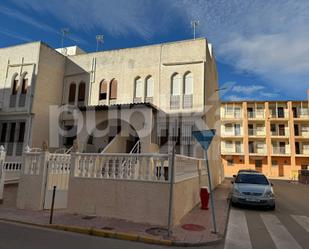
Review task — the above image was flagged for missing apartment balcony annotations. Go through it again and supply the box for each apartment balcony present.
[221,112,243,120]
[249,148,267,156]
[295,131,309,139]
[247,111,265,120]
[248,128,266,137]
[271,128,289,137]
[294,109,309,120]
[295,150,309,157]
[272,146,291,156]
[221,131,243,138]
[270,109,289,119]
[221,147,243,155]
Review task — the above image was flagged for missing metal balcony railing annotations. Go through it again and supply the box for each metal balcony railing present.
[271,128,289,136]
[247,111,265,119]
[248,128,266,136]
[272,146,290,155]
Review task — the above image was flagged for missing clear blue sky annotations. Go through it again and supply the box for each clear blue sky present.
[1,0,308,101]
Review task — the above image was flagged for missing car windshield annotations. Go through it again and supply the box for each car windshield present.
[235,174,269,185]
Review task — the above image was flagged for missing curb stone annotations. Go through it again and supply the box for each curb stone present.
[0,200,231,248]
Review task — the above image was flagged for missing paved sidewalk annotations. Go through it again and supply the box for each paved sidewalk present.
[0,180,231,246]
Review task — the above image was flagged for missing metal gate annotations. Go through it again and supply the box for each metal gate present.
[44,154,70,209]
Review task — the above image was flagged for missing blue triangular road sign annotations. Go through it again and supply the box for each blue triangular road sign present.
[192,129,216,151]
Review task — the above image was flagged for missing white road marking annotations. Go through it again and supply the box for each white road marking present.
[291,215,309,233]
[224,209,252,249]
[261,214,302,249]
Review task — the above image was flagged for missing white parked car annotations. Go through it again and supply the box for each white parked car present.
[231,172,275,210]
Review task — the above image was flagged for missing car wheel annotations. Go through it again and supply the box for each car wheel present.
[269,204,275,211]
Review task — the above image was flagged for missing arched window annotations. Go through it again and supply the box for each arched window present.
[68,83,76,104]
[184,72,193,95]
[21,72,28,94]
[109,79,117,100]
[78,82,86,102]
[171,73,181,96]
[145,76,154,98]
[11,74,19,95]
[134,77,143,99]
[99,80,107,100]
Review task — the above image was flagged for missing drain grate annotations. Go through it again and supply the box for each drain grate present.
[146,227,169,236]
[181,224,206,231]
[82,215,96,220]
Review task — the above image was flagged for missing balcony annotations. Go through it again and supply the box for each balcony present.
[296,150,309,156]
[249,148,267,155]
[271,128,289,137]
[221,128,242,137]
[221,147,243,155]
[183,94,193,109]
[221,112,242,120]
[272,146,291,155]
[294,108,309,119]
[248,128,266,137]
[270,109,289,119]
[247,111,265,119]
[170,95,180,109]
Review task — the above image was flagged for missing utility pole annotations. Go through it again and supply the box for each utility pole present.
[191,20,199,40]
[60,28,70,54]
[96,35,104,52]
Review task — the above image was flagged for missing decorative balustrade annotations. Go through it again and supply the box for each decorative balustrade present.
[72,153,171,182]
[23,152,42,175]
[174,154,205,181]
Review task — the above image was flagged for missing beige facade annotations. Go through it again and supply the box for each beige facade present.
[0,42,65,162]
[0,38,220,165]
[221,92,309,179]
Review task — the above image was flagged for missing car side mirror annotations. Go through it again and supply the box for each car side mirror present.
[233,175,236,178]
[231,181,234,184]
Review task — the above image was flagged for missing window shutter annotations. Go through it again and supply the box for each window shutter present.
[146,77,154,97]
[135,78,143,98]
[78,82,86,102]
[68,83,76,103]
[172,74,181,95]
[184,73,193,95]
[110,79,117,99]
[21,79,28,94]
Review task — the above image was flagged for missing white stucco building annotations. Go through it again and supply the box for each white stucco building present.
[0,38,221,167]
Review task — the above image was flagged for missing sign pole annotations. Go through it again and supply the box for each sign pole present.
[192,129,217,234]
[204,150,217,234]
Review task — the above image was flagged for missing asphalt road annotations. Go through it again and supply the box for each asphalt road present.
[0,220,221,249]
[223,180,309,249]
[0,180,307,249]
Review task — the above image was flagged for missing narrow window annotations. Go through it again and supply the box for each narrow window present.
[184,72,193,95]
[9,123,16,143]
[0,123,7,142]
[21,78,28,94]
[18,122,25,142]
[145,76,154,98]
[171,73,181,96]
[68,83,76,104]
[134,77,143,98]
[12,75,18,95]
[78,82,86,102]
[99,80,107,100]
[110,79,117,100]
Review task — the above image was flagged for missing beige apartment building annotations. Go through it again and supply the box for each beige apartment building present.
[221,92,309,179]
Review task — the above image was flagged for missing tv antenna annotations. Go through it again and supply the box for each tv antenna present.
[96,35,104,52]
[60,28,70,53]
[191,20,199,40]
